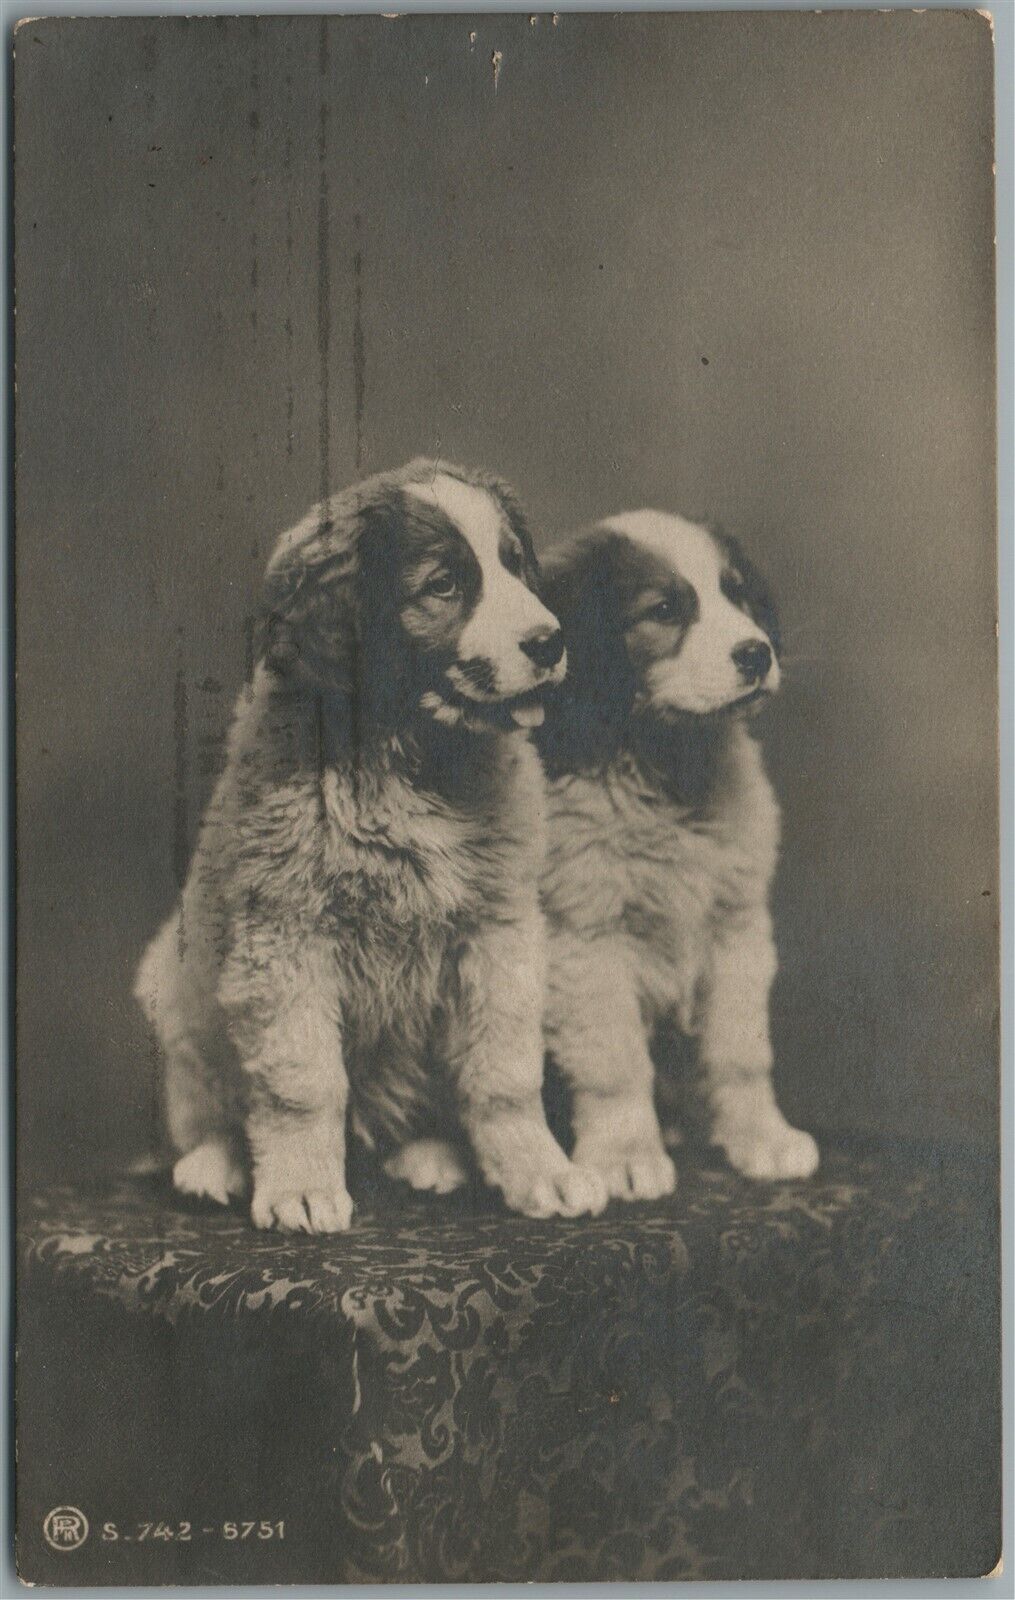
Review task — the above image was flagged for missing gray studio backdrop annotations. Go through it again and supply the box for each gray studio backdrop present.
[15,11,997,1179]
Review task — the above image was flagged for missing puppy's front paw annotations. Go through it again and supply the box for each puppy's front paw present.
[719,1119,820,1181]
[250,1174,354,1233]
[572,1139,677,1202]
[384,1137,469,1194]
[173,1139,246,1205]
[502,1161,608,1220]
[471,1111,608,1218]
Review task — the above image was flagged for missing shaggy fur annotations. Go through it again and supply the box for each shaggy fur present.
[537,511,819,1199]
[135,459,606,1231]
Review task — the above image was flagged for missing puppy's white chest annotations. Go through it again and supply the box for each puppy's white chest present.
[622,824,720,1000]
[546,776,730,1019]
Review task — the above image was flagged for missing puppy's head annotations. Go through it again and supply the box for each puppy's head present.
[262,460,565,733]
[541,510,780,764]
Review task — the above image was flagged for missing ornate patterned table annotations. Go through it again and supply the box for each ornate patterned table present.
[16,1137,999,1585]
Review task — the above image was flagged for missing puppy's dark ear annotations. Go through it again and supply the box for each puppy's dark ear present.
[260,500,363,692]
[716,531,781,655]
[537,532,638,773]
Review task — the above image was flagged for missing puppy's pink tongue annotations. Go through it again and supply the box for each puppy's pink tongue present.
[510,702,545,729]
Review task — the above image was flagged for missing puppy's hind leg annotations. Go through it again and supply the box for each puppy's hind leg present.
[136,920,245,1206]
[384,1137,470,1194]
[173,1139,247,1204]
[161,1045,245,1203]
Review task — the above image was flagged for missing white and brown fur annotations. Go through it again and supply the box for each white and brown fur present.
[135,459,607,1231]
[537,510,819,1199]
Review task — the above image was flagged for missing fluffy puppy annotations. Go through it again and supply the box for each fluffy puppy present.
[135,459,606,1231]
[537,510,819,1199]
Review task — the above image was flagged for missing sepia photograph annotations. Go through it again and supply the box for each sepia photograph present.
[13,9,1001,1585]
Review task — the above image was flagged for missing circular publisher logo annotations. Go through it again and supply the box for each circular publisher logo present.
[43,1506,89,1552]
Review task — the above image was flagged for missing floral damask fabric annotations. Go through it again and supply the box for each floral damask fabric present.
[17,1139,999,1584]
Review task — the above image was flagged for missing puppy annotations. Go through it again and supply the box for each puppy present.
[537,510,819,1199]
[135,459,606,1230]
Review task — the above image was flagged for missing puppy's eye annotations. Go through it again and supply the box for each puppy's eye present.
[641,597,678,624]
[501,543,523,577]
[423,573,460,601]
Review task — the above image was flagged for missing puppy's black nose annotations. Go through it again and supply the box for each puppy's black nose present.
[520,627,565,670]
[732,639,772,684]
